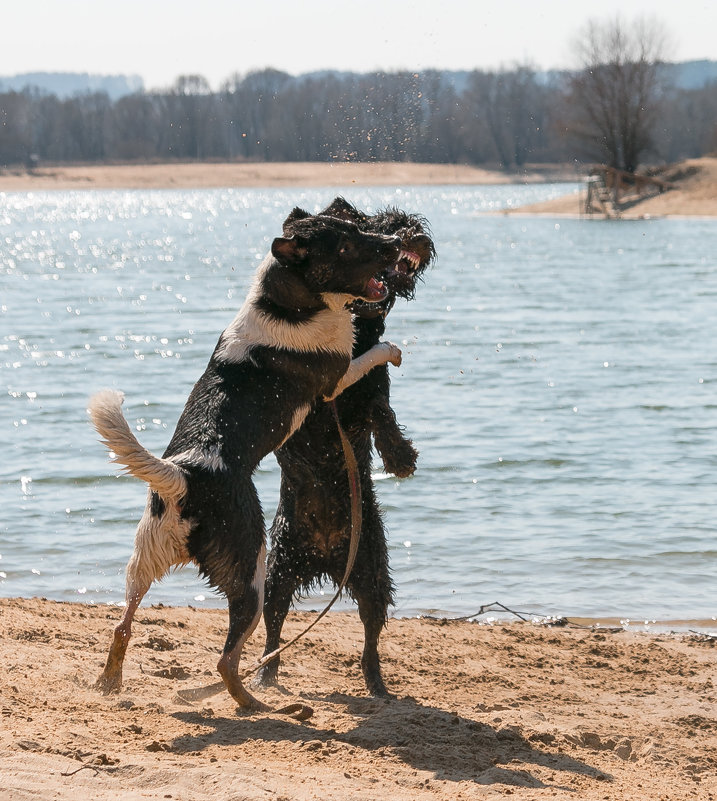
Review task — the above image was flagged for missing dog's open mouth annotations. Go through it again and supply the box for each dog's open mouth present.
[389,249,422,277]
[361,276,389,302]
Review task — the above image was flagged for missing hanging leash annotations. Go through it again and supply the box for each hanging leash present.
[176,399,362,714]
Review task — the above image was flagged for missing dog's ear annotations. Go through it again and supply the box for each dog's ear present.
[271,235,307,266]
[282,207,311,231]
[262,259,323,311]
[319,197,363,223]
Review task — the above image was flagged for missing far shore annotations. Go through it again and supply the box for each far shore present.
[0,160,577,191]
[2,157,716,217]
[506,155,717,218]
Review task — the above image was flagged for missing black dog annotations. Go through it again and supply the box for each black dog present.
[88,209,404,713]
[257,198,434,696]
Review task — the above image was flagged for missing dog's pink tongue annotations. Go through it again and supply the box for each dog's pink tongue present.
[364,277,386,300]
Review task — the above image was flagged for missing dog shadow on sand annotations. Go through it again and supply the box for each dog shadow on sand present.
[170,693,611,790]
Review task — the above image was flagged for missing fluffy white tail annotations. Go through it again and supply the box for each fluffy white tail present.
[88,390,187,502]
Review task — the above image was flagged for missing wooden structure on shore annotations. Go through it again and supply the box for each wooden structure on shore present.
[584,165,670,218]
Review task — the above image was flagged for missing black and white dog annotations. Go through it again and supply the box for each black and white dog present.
[257,198,434,696]
[89,209,403,713]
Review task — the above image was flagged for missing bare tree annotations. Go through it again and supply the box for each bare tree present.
[0,91,32,164]
[166,75,215,159]
[655,79,717,162]
[567,15,670,172]
[7,59,717,169]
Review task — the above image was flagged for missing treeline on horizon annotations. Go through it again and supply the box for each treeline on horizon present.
[1,67,716,169]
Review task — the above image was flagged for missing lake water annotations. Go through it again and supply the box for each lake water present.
[2,182,716,629]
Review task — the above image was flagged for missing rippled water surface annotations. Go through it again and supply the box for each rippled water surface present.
[2,182,716,625]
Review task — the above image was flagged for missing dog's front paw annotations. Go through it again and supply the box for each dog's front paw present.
[380,437,418,478]
[379,341,402,367]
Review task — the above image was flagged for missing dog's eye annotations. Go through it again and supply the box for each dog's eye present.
[339,242,353,255]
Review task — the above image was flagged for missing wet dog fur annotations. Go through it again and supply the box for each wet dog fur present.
[88,209,403,712]
[257,198,435,696]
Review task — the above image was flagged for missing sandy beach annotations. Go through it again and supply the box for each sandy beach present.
[0,161,576,191]
[1,597,715,800]
[2,157,716,217]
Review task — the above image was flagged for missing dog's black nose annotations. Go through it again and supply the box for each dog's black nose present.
[375,233,401,258]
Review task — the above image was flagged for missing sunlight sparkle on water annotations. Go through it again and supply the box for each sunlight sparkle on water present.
[2,186,716,621]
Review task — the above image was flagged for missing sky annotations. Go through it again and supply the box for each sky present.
[4,0,717,91]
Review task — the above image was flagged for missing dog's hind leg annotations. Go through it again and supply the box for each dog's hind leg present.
[95,537,157,693]
[185,482,272,711]
[347,503,395,698]
[95,573,151,694]
[96,501,186,694]
[356,588,391,697]
[216,543,270,711]
[255,537,301,688]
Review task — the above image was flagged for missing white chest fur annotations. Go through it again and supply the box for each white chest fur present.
[214,258,355,364]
